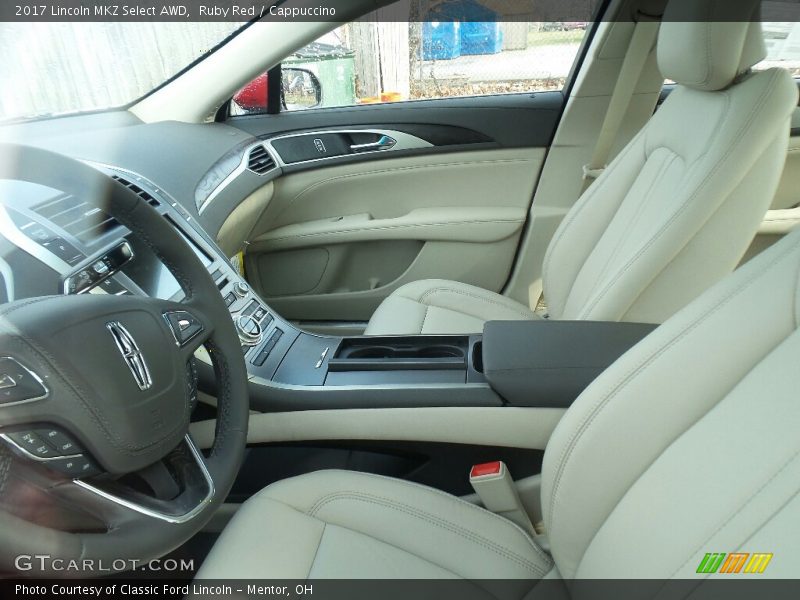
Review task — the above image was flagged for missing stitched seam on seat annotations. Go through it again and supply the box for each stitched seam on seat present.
[573,331,800,575]
[266,469,552,565]
[541,123,650,311]
[307,523,326,578]
[575,69,781,320]
[566,150,679,316]
[256,496,494,585]
[420,304,430,334]
[308,491,549,576]
[794,261,800,329]
[329,524,512,592]
[415,288,535,320]
[346,470,552,564]
[546,233,800,541]
[669,454,800,578]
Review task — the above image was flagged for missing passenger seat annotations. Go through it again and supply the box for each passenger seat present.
[366,13,799,335]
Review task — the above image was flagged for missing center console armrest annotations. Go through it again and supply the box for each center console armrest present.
[482,320,657,408]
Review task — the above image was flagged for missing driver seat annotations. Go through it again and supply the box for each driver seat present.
[198,223,800,582]
[364,10,798,336]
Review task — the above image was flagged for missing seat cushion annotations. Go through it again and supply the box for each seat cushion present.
[196,470,552,584]
[365,279,539,335]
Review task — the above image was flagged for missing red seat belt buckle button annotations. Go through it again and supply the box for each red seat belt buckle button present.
[470,461,503,479]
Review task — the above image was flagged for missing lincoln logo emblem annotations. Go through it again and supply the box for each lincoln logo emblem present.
[313,138,326,154]
[106,322,153,391]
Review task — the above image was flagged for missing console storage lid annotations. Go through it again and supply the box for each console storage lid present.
[481,320,657,408]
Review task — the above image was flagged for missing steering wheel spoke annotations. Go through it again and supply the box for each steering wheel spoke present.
[71,435,215,525]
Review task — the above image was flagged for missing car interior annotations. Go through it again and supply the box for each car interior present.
[0,0,799,585]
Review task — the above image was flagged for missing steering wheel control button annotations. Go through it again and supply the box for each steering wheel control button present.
[163,310,204,346]
[0,357,48,405]
[48,455,100,478]
[37,428,83,455]
[252,328,284,367]
[236,315,263,346]
[7,431,57,458]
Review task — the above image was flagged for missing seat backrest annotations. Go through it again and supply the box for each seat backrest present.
[541,5,798,324]
[540,215,800,580]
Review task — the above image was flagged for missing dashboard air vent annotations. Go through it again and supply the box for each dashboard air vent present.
[111,175,161,207]
[247,145,276,175]
[33,194,119,243]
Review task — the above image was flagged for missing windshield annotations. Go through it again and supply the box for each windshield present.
[0,23,244,122]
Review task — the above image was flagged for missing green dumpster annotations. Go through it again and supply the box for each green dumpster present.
[284,42,356,108]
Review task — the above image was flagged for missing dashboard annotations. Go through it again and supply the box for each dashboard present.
[0,160,283,372]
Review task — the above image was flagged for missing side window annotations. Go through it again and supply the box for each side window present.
[230,21,588,116]
[755,22,800,77]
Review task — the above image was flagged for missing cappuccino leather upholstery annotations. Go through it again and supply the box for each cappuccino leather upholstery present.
[200,200,800,583]
[199,2,800,583]
[366,13,798,335]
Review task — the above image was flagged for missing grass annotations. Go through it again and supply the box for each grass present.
[527,29,586,47]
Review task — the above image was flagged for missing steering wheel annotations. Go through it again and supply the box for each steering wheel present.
[0,144,249,574]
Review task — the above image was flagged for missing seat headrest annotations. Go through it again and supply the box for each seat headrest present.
[657,0,766,91]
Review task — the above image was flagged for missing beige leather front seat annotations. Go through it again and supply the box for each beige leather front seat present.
[365,13,798,336]
[198,219,800,583]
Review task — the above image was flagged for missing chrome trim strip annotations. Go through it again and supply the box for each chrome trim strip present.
[264,128,433,168]
[1,433,82,462]
[0,356,49,407]
[74,436,215,524]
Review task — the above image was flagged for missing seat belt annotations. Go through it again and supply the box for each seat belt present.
[581,19,660,193]
[469,461,537,536]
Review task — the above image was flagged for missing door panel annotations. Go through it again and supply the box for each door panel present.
[241,146,545,321]
[224,91,564,323]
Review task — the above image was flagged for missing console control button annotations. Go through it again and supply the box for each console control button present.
[48,455,100,478]
[224,292,236,307]
[7,431,57,458]
[234,281,250,297]
[251,328,283,367]
[236,315,262,346]
[242,300,258,317]
[0,358,47,405]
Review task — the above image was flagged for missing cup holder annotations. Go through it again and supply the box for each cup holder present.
[346,344,463,360]
[348,347,396,359]
[417,346,463,358]
[331,336,469,371]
